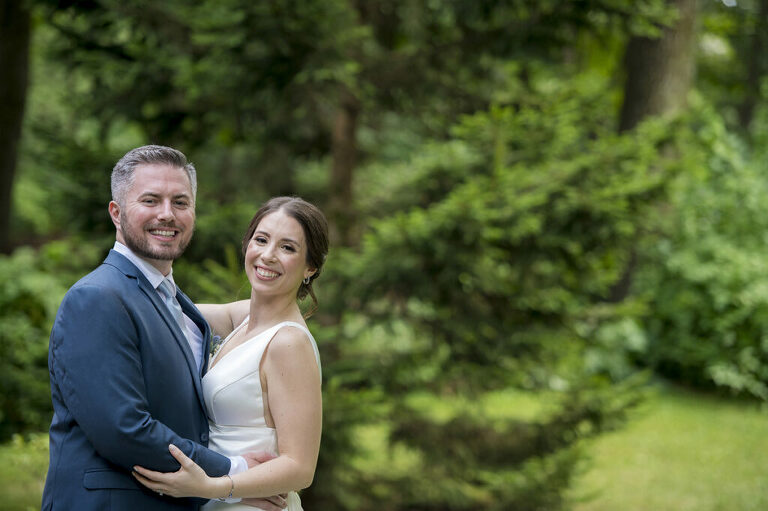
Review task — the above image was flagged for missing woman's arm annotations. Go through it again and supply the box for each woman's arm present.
[243,326,323,491]
[197,300,250,338]
[132,327,322,499]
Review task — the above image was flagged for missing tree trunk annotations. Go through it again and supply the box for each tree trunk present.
[618,0,697,133]
[610,0,697,302]
[737,0,768,132]
[327,87,360,247]
[0,0,31,254]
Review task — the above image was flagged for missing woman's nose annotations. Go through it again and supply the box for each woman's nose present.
[262,244,278,261]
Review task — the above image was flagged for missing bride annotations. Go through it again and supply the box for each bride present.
[133,196,328,510]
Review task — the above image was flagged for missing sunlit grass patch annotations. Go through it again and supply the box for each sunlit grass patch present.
[570,384,768,511]
[0,433,48,511]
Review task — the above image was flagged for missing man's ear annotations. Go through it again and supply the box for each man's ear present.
[108,201,121,230]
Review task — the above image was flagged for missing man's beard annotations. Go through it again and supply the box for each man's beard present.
[120,211,193,261]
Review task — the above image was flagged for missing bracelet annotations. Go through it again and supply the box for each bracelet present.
[217,474,234,501]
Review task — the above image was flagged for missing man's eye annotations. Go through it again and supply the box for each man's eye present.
[142,199,157,204]
[174,201,189,207]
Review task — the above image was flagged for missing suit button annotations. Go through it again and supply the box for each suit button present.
[200,432,208,442]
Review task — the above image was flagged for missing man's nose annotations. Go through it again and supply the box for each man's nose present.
[157,200,175,221]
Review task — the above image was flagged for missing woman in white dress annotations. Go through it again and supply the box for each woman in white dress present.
[133,196,328,510]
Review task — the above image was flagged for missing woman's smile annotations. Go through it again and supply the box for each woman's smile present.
[255,265,281,280]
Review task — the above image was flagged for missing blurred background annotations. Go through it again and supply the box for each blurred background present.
[2,0,768,509]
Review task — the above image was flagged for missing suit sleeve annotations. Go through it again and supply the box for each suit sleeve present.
[49,284,230,476]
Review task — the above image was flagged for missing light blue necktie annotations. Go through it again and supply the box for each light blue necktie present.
[158,278,187,337]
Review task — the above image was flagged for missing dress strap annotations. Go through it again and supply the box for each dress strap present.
[270,321,322,379]
[233,315,249,332]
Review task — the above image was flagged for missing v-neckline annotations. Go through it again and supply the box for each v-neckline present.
[207,318,260,372]
[207,318,305,373]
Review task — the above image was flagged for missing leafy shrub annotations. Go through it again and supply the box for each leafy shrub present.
[305,73,681,509]
[0,239,105,440]
[638,103,768,400]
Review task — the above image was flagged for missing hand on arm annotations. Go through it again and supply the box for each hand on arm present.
[133,447,287,509]
[133,444,231,499]
[132,327,321,500]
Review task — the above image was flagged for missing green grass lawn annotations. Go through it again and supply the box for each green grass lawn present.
[570,385,768,511]
[2,385,766,511]
[0,433,48,511]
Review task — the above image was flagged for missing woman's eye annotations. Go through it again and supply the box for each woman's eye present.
[254,236,267,244]
[282,245,296,252]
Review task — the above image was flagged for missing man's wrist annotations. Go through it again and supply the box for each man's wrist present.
[228,455,247,475]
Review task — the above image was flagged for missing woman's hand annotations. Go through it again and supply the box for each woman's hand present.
[132,444,226,499]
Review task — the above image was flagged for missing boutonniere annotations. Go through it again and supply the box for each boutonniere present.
[209,334,223,358]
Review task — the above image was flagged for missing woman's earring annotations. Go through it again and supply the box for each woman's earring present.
[303,276,311,285]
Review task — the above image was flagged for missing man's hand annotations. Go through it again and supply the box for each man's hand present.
[242,450,277,469]
[239,451,287,509]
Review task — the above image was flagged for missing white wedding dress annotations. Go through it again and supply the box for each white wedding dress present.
[201,318,321,511]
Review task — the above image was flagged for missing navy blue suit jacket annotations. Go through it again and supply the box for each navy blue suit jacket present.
[42,250,230,510]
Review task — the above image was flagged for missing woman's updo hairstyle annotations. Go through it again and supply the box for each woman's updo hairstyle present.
[242,196,329,317]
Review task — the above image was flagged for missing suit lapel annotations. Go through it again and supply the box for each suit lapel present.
[104,251,207,411]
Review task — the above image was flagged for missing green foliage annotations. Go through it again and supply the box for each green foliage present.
[637,102,768,400]
[18,0,679,245]
[12,20,123,239]
[181,200,261,265]
[0,240,105,440]
[313,72,678,509]
[33,0,365,201]
[9,1,767,509]
[0,433,49,511]
[697,0,768,136]
[343,74,679,382]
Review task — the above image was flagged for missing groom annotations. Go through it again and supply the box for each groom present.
[42,146,282,510]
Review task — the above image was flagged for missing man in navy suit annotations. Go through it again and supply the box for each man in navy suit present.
[42,146,281,510]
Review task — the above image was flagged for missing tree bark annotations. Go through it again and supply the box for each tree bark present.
[0,0,31,253]
[611,0,697,303]
[737,0,768,132]
[618,0,697,133]
[327,87,360,247]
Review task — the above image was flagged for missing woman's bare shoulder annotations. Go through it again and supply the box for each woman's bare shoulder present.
[197,300,249,337]
[266,323,316,363]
